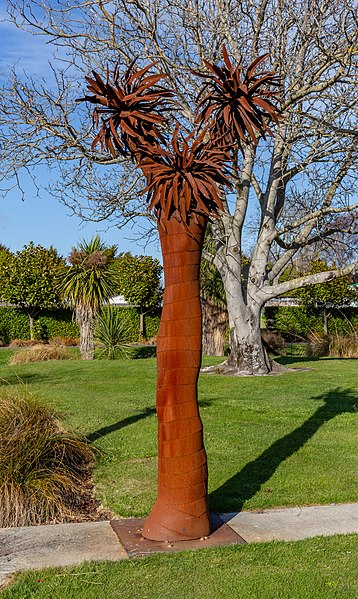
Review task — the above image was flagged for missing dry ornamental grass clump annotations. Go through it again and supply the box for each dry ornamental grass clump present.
[307,331,358,358]
[49,336,80,347]
[10,346,73,365]
[0,388,97,527]
[8,339,47,348]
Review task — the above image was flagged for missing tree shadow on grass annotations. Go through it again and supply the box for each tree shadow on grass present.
[86,407,156,442]
[276,356,355,366]
[209,387,357,512]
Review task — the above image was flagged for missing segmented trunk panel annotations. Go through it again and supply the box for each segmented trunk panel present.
[142,215,210,541]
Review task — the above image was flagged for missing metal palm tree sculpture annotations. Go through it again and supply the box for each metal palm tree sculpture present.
[79,47,281,541]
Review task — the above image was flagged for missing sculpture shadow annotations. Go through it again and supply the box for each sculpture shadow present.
[209,387,357,512]
[87,406,156,442]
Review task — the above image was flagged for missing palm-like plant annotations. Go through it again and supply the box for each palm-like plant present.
[58,235,119,360]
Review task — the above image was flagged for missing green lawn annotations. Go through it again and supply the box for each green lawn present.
[2,535,357,599]
[0,351,357,597]
[1,351,356,516]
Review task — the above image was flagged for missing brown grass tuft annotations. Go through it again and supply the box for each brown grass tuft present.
[329,334,358,358]
[0,387,97,527]
[9,339,47,348]
[10,346,73,365]
[50,336,80,347]
[307,332,358,358]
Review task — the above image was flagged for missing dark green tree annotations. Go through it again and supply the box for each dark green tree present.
[0,242,64,339]
[58,235,119,359]
[116,253,163,339]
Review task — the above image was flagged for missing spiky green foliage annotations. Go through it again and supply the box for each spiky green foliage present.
[58,235,120,359]
[59,235,119,314]
[95,307,132,360]
[0,387,96,527]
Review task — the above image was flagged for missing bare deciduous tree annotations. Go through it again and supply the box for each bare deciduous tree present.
[1,0,357,374]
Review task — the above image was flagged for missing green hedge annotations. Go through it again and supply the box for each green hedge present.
[265,306,358,339]
[0,308,29,344]
[0,306,161,344]
[0,307,79,343]
[106,307,161,342]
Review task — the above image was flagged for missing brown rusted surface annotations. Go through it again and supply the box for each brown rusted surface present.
[139,125,232,222]
[111,514,245,556]
[195,46,282,145]
[77,62,172,158]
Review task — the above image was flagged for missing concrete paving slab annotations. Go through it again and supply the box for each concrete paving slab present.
[225,503,358,543]
[0,521,128,585]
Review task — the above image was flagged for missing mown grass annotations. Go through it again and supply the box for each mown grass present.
[0,351,357,597]
[2,535,357,598]
[0,351,357,517]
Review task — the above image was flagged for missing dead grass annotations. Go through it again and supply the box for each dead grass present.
[49,336,80,347]
[0,387,97,527]
[329,334,358,358]
[307,331,358,358]
[8,339,47,348]
[10,346,74,365]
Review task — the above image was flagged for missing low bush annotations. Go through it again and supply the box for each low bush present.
[0,387,96,527]
[0,307,79,344]
[130,345,157,359]
[10,347,74,365]
[0,306,161,344]
[265,306,358,339]
[49,336,80,347]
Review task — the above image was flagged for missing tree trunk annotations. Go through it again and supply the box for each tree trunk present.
[76,305,95,360]
[201,296,228,356]
[226,302,272,375]
[323,307,329,335]
[203,290,278,376]
[29,314,35,340]
[142,215,210,542]
[139,309,146,340]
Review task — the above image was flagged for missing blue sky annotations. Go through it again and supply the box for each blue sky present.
[0,7,161,259]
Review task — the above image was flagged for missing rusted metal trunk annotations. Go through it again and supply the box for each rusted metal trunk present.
[142,215,210,541]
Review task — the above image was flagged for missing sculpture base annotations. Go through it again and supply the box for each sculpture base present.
[142,500,211,542]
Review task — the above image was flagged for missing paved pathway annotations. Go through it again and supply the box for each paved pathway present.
[1,503,357,587]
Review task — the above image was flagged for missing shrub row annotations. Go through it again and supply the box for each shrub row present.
[265,306,358,339]
[0,306,161,345]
